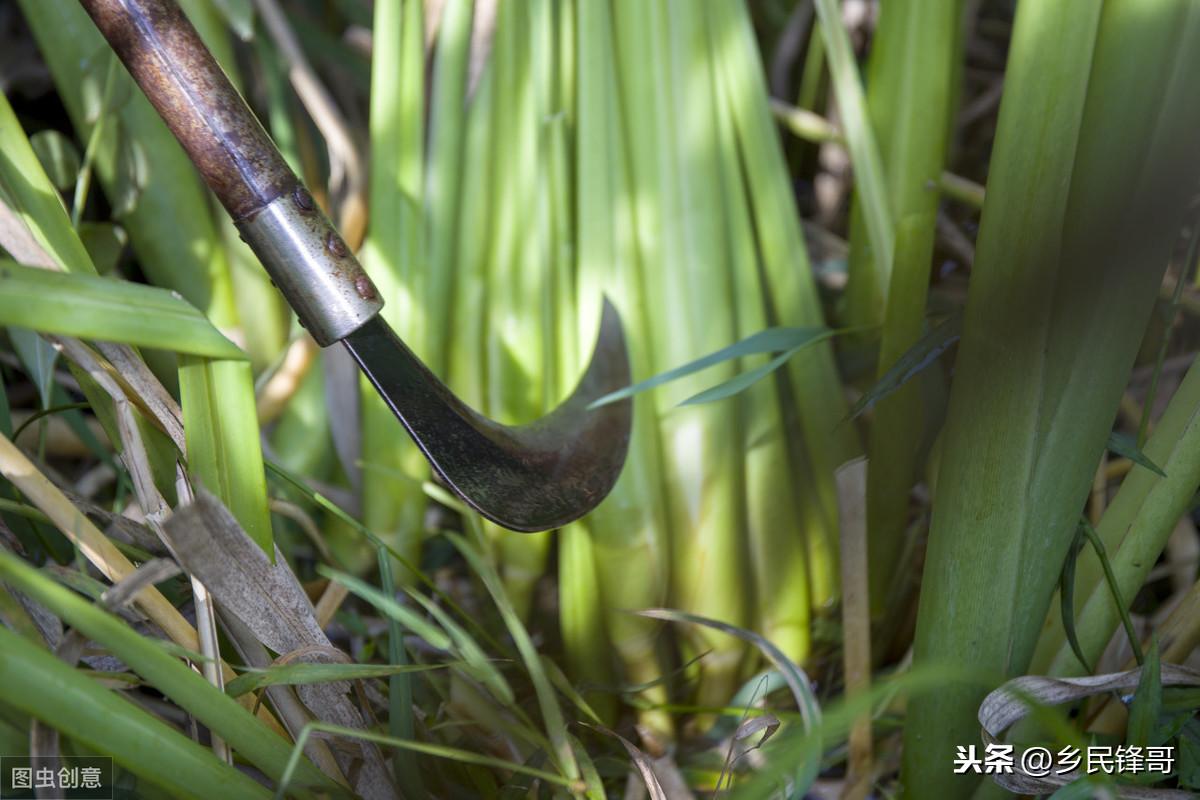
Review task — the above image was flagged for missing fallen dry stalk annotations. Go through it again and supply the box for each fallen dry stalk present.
[165,493,390,797]
[837,458,873,799]
[0,424,285,737]
[0,433,191,642]
[93,342,185,450]
[313,580,350,630]
[979,665,1200,797]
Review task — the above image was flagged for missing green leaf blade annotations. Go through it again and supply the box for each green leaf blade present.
[0,261,244,360]
[1106,431,1167,478]
[590,326,830,408]
[848,310,962,421]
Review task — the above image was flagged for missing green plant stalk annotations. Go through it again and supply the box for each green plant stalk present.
[669,0,748,700]
[1034,358,1200,678]
[612,0,748,706]
[0,550,337,795]
[572,0,669,736]
[436,107,494,686]
[784,19,827,180]
[360,0,428,578]
[556,0,614,719]
[812,0,893,332]
[709,30,810,665]
[424,0,474,376]
[484,0,553,621]
[373,0,426,352]
[554,0,576,122]
[178,357,273,551]
[865,217,939,613]
[903,1,1200,796]
[710,0,858,612]
[856,0,964,619]
[558,522,616,723]
[482,0,545,424]
[0,627,272,800]
[544,10,578,418]
[446,69,494,410]
[547,28,577,391]
[796,21,825,113]
[70,51,117,228]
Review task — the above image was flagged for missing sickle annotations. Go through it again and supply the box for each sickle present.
[77,0,632,532]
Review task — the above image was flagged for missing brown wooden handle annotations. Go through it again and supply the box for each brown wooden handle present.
[78,0,384,344]
[78,0,295,221]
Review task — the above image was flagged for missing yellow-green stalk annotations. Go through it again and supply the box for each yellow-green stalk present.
[711,0,859,615]
[361,0,428,576]
[572,0,671,738]
[481,0,555,621]
[708,25,810,665]
[612,0,748,706]
[851,0,966,619]
[559,0,619,724]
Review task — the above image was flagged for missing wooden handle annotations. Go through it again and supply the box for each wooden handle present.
[78,0,383,343]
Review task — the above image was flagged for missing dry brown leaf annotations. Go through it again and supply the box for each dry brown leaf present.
[585,722,668,800]
[164,492,393,800]
[0,433,284,735]
[978,665,1200,797]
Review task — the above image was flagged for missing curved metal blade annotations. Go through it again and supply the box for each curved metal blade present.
[343,299,633,532]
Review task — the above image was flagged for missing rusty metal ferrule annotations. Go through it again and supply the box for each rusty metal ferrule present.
[236,189,382,346]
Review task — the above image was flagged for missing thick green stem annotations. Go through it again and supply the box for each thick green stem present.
[903,0,1200,796]
[859,0,965,620]
[360,0,428,577]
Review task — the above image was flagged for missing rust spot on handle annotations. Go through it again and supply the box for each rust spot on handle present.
[324,232,348,258]
[354,273,377,301]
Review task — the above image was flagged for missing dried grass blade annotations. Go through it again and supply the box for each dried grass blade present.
[163,492,393,799]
